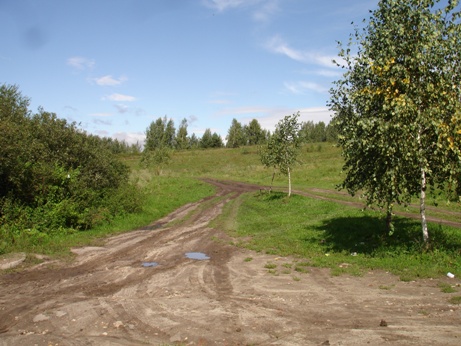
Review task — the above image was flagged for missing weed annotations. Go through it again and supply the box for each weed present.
[438,282,457,293]
[292,276,301,281]
[244,257,253,262]
[294,266,309,273]
[264,263,277,269]
[378,285,394,290]
[448,296,461,304]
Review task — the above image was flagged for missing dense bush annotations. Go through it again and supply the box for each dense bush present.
[0,84,143,253]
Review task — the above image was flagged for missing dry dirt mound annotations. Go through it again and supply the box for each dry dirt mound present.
[0,180,460,345]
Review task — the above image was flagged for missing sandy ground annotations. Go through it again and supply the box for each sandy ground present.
[0,180,460,345]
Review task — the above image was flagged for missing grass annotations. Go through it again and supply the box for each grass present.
[2,176,215,258]
[438,282,457,293]
[4,142,461,280]
[448,296,461,304]
[215,190,461,280]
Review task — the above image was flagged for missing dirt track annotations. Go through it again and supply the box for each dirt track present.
[0,180,460,345]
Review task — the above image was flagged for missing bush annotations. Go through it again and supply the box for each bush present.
[0,84,143,247]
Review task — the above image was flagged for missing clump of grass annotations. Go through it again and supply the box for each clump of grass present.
[244,257,253,262]
[438,282,457,293]
[294,266,309,273]
[292,276,301,281]
[448,296,461,304]
[264,263,277,269]
[379,285,394,290]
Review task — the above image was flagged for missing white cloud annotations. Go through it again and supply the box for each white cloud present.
[217,106,333,130]
[284,81,329,95]
[265,35,337,68]
[90,112,112,117]
[252,0,279,22]
[114,104,129,113]
[254,107,333,130]
[67,56,95,70]
[202,0,247,12]
[202,0,278,22]
[93,75,127,86]
[103,93,137,102]
[113,132,145,146]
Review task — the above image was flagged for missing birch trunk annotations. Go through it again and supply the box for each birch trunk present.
[420,167,429,243]
[288,166,291,197]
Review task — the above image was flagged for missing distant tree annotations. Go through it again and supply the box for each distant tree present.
[211,132,224,148]
[176,118,189,150]
[260,113,301,197]
[144,116,176,151]
[244,119,265,145]
[328,0,461,242]
[200,128,213,148]
[189,133,200,148]
[226,118,246,148]
[325,122,338,143]
[299,121,315,143]
[311,121,327,142]
[165,118,176,148]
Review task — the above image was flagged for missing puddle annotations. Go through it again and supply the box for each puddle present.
[185,252,210,260]
[142,262,159,267]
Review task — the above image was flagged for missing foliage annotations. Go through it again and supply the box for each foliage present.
[144,116,175,150]
[0,84,142,246]
[140,147,172,173]
[226,118,246,148]
[328,0,461,242]
[244,119,267,145]
[260,113,301,196]
[175,118,189,150]
[200,128,223,148]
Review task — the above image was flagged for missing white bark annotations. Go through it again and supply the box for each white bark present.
[288,166,292,197]
[420,167,429,243]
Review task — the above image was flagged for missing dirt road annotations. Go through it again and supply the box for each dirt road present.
[0,180,460,345]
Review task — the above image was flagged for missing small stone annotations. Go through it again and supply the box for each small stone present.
[33,314,50,323]
[55,311,67,318]
[102,332,108,336]
[113,321,123,328]
[380,319,388,327]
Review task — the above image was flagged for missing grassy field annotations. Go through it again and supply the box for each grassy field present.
[161,143,461,279]
[5,143,461,279]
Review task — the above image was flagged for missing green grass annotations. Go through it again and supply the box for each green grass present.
[4,143,461,280]
[215,191,461,280]
[438,282,457,293]
[2,176,214,257]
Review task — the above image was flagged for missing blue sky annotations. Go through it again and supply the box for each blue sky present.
[1,0,377,145]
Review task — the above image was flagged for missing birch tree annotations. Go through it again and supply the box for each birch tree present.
[329,0,461,243]
[260,113,301,197]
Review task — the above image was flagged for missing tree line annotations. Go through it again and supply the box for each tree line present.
[143,116,337,152]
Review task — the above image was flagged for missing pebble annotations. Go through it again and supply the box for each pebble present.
[33,314,50,323]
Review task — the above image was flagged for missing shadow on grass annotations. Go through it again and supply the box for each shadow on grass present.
[311,215,461,256]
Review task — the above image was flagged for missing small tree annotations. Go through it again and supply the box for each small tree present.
[260,113,301,197]
[244,119,265,145]
[176,118,189,150]
[226,118,246,148]
[329,0,461,243]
